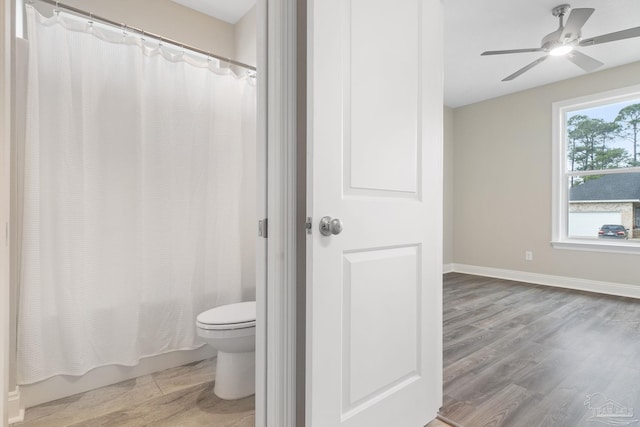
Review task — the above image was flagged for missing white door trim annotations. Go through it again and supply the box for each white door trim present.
[255,0,267,426]
[1,0,13,425]
[264,0,298,426]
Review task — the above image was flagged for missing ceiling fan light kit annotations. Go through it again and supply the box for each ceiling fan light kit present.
[481,4,640,81]
[549,45,573,56]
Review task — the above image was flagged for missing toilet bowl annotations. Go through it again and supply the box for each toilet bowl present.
[196,301,256,400]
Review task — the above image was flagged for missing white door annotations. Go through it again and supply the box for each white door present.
[306,0,443,426]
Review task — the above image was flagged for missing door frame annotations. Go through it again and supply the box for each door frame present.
[263,0,299,425]
[1,0,13,425]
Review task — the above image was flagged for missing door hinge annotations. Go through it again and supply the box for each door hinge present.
[306,217,312,234]
[258,218,268,238]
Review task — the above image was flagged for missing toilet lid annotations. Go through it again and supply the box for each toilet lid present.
[197,301,256,329]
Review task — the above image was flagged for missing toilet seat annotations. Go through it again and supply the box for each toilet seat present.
[197,301,256,330]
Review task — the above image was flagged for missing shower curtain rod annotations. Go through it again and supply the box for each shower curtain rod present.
[30,0,258,72]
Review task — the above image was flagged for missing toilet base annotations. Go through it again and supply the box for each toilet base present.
[214,350,255,400]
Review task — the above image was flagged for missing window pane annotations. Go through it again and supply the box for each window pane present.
[567,174,640,242]
[566,100,640,172]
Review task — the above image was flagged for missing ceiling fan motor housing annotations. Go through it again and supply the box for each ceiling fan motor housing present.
[543,4,580,52]
[542,28,578,52]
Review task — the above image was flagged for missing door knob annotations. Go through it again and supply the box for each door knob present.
[319,216,343,236]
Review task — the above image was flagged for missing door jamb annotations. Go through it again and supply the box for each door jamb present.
[264,0,298,426]
[0,0,13,425]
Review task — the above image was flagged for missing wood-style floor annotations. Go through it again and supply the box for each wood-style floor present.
[12,355,450,427]
[12,359,254,427]
[15,272,638,427]
[441,272,640,427]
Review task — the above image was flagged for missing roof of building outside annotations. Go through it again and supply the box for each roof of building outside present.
[569,172,640,202]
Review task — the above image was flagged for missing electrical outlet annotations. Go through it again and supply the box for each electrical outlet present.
[525,251,533,261]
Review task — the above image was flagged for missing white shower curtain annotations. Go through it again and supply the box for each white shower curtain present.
[18,6,256,384]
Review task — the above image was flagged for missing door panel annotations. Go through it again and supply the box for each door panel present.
[347,0,420,194]
[342,245,421,415]
[307,0,443,425]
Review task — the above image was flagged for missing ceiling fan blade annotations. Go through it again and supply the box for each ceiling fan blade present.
[482,48,545,56]
[580,26,640,46]
[566,50,603,72]
[502,55,548,81]
[561,8,594,40]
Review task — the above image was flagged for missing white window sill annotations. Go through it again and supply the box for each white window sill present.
[551,239,640,255]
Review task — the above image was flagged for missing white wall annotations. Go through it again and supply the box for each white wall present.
[450,61,640,286]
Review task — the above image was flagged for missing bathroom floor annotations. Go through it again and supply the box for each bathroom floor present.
[11,358,254,427]
[11,356,453,427]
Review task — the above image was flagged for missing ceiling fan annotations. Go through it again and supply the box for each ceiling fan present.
[481,4,640,81]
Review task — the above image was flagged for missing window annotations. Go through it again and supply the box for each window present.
[552,85,640,253]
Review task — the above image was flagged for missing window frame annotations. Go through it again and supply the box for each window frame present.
[551,84,640,255]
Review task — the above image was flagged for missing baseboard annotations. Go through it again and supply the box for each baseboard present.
[442,263,454,274]
[20,345,216,409]
[8,387,24,424]
[451,263,640,300]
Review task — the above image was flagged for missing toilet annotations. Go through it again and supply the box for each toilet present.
[196,301,256,400]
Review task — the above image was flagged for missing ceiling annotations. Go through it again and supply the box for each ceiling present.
[171,0,255,24]
[174,0,640,107]
[445,0,640,107]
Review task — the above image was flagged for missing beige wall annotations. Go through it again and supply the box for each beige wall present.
[450,61,640,286]
[60,0,236,60]
[59,1,258,67]
[443,106,454,265]
[235,6,257,67]
[235,6,257,300]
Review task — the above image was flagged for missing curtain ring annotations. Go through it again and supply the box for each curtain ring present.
[88,12,93,27]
